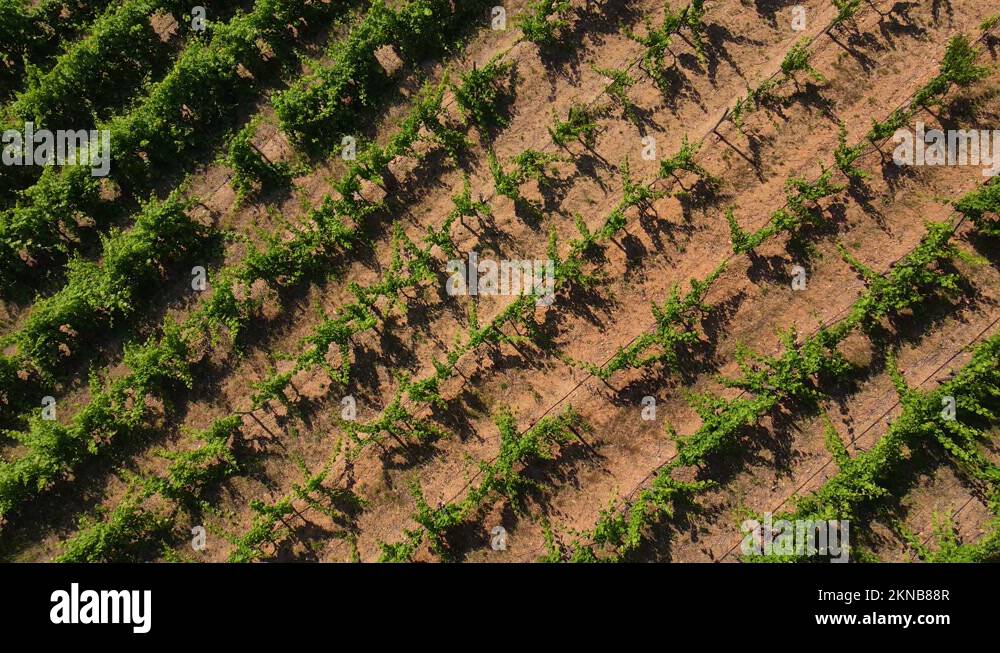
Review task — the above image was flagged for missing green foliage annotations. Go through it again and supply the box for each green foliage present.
[592,64,639,124]
[0,0,119,103]
[582,264,725,379]
[487,148,522,201]
[660,135,718,186]
[840,221,963,330]
[111,0,343,180]
[452,54,515,131]
[619,156,666,211]
[672,218,964,486]
[575,475,713,561]
[785,333,1000,534]
[513,149,562,185]
[675,393,776,467]
[684,0,709,62]
[954,180,1000,238]
[488,147,562,201]
[625,0,707,91]
[152,416,243,503]
[0,0,348,291]
[9,192,206,379]
[834,121,869,180]
[404,74,469,162]
[625,5,682,89]
[0,0,33,73]
[382,407,587,559]
[548,103,601,148]
[56,492,171,563]
[911,35,990,109]
[379,526,426,562]
[0,322,193,518]
[228,497,294,563]
[464,407,583,512]
[831,0,863,27]
[196,71,466,349]
[356,76,467,178]
[393,0,461,61]
[867,108,909,144]
[568,217,980,561]
[725,207,763,254]
[443,174,490,226]
[728,80,778,129]
[781,38,826,84]
[939,35,991,86]
[0,0,507,541]
[728,35,829,129]
[405,482,463,559]
[229,459,361,563]
[226,120,294,203]
[22,0,997,568]
[908,515,1000,562]
[732,169,845,252]
[722,327,851,404]
[347,387,447,452]
[786,167,845,217]
[516,0,572,46]
[275,0,490,147]
[298,312,366,387]
[822,417,850,469]
[227,79,481,408]
[0,165,105,286]
[8,0,176,130]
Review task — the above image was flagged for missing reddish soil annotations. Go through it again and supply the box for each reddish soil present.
[5,0,999,564]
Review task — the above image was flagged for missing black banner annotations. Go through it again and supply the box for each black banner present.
[0,563,994,642]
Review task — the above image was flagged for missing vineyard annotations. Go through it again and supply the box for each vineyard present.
[0,0,998,564]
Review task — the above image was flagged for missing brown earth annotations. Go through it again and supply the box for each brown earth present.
[4,0,998,564]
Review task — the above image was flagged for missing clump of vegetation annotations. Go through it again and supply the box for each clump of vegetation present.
[625,0,707,91]
[549,103,602,148]
[516,0,573,47]
[226,119,295,204]
[452,54,516,131]
[592,64,640,124]
[780,38,826,85]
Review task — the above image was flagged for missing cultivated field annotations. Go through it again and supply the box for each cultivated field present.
[0,0,998,563]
